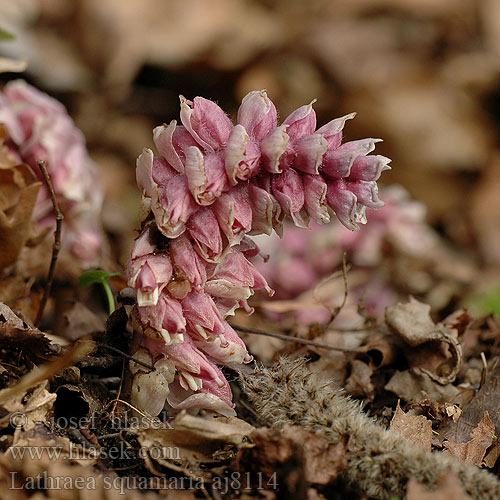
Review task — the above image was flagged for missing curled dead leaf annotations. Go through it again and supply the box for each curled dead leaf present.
[385,297,462,384]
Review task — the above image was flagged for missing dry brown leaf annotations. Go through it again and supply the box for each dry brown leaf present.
[135,412,254,476]
[385,369,460,405]
[0,380,55,430]
[62,302,106,341]
[0,162,41,270]
[407,473,473,500]
[0,340,95,406]
[385,297,462,384]
[390,402,432,451]
[443,411,495,466]
[344,360,375,400]
[0,301,56,363]
[238,425,347,487]
[443,360,500,444]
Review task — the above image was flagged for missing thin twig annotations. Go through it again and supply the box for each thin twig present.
[480,352,488,390]
[229,322,364,353]
[111,359,126,416]
[99,343,154,371]
[35,160,63,327]
[327,252,349,327]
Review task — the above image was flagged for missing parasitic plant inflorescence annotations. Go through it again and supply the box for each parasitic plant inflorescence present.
[127,90,390,416]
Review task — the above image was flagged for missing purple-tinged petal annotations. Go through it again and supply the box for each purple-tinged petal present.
[321,138,382,179]
[247,183,283,236]
[237,90,277,141]
[225,124,261,185]
[153,334,223,384]
[272,169,310,227]
[294,134,328,175]
[205,250,272,300]
[326,180,366,231]
[349,155,391,181]
[182,291,226,339]
[187,207,223,262]
[348,180,384,209]
[166,366,235,416]
[152,155,177,186]
[179,95,233,152]
[127,253,173,306]
[136,148,155,196]
[153,121,199,174]
[282,100,317,142]
[170,233,207,291]
[129,227,155,259]
[156,175,198,238]
[213,187,253,246]
[260,124,290,174]
[185,147,227,205]
[195,322,252,365]
[303,173,330,224]
[316,112,356,149]
[136,292,186,343]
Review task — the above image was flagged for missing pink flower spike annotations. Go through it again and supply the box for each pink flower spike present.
[187,207,223,262]
[213,187,253,246]
[326,180,366,231]
[294,134,329,175]
[169,233,207,291]
[237,90,277,141]
[349,155,392,181]
[271,169,309,228]
[185,147,227,205]
[179,95,233,152]
[282,100,317,142]
[260,124,290,174]
[316,112,356,149]
[303,173,330,224]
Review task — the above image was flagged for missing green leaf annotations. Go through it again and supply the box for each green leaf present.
[78,269,120,287]
[0,27,15,41]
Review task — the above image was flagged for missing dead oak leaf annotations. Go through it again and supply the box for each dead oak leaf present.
[390,402,433,451]
[443,411,495,466]
[134,412,254,477]
[385,297,462,384]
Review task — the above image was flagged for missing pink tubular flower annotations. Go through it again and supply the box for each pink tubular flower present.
[126,90,390,416]
[0,79,104,266]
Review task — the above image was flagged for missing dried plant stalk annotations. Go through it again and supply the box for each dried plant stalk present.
[240,357,500,500]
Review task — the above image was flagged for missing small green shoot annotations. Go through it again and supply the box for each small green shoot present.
[78,270,120,315]
[0,27,15,41]
[467,287,500,317]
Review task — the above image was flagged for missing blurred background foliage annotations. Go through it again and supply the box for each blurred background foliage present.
[2,0,500,304]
